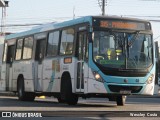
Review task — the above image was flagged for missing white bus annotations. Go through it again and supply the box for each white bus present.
[154,41,160,94]
[0,16,155,106]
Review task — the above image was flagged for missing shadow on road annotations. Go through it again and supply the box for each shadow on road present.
[0,97,117,108]
[1,96,160,108]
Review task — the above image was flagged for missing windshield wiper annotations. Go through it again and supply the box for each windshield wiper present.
[128,31,140,47]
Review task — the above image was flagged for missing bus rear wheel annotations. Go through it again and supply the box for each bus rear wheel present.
[61,73,78,105]
[116,95,126,106]
[17,77,35,101]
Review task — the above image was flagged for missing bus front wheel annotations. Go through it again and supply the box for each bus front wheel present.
[116,95,126,106]
[61,73,78,105]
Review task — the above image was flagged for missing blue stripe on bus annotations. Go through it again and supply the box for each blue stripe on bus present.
[102,65,155,94]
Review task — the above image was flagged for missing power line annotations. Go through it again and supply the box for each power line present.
[150,20,160,22]
[0,23,44,27]
[2,16,160,30]
[154,35,160,40]
[139,0,160,1]
[123,15,160,18]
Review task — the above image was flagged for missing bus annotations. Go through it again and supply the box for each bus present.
[154,41,160,94]
[0,16,155,106]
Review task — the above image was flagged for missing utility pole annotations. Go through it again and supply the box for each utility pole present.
[73,6,75,19]
[1,1,9,36]
[98,0,107,16]
[102,0,105,16]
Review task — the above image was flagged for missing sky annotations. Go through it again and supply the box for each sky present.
[1,0,160,40]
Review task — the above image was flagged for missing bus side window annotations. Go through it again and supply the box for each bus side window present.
[23,37,33,59]
[60,28,74,55]
[6,45,15,64]
[2,43,7,62]
[47,31,59,56]
[35,39,46,63]
[15,39,23,60]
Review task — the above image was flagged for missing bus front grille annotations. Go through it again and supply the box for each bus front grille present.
[108,85,143,93]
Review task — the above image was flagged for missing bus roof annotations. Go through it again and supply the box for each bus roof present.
[5,15,150,40]
[5,16,92,40]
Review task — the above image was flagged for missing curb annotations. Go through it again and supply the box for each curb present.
[0,91,16,96]
[0,91,160,98]
[128,95,160,98]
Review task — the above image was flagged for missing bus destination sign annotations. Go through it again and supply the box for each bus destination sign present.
[93,19,151,30]
[100,21,138,29]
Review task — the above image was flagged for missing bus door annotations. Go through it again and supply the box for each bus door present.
[6,45,15,91]
[76,31,88,93]
[35,39,46,91]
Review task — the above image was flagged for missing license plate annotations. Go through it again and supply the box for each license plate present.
[120,90,131,94]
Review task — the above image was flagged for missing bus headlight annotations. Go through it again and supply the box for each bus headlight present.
[92,71,104,83]
[95,73,101,80]
[146,74,154,84]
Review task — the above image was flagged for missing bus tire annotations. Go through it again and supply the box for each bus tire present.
[116,95,126,106]
[57,97,65,103]
[26,92,35,101]
[17,77,35,101]
[61,73,78,105]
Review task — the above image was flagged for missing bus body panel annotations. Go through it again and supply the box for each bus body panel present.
[42,58,61,92]
[12,61,34,92]
[154,41,160,95]
[0,64,7,91]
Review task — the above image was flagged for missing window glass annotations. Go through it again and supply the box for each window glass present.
[60,28,74,55]
[23,37,33,59]
[93,31,153,69]
[15,39,23,60]
[7,45,15,63]
[3,43,7,62]
[93,32,117,62]
[128,34,153,68]
[47,31,59,56]
[35,39,46,62]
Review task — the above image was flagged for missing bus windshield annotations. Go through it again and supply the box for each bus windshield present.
[93,31,153,69]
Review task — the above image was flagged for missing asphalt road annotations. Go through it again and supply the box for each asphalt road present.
[0,95,160,120]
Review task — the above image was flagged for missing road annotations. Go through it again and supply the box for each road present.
[0,95,160,120]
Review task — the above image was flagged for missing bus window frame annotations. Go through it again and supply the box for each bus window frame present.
[2,39,16,63]
[45,23,89,58]
[74,23,90,59]
[34,32,48,61]
[15,38,24,61]
[59,27,75,56]
[46,30,60,57]
[22,36,34,60]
